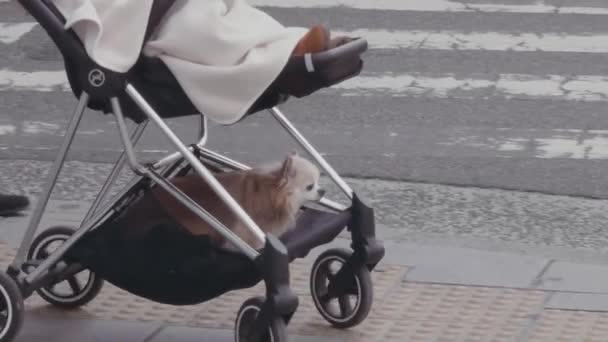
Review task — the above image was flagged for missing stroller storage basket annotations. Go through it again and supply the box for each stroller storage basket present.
[66,178,352,306]
[111,38,367,123]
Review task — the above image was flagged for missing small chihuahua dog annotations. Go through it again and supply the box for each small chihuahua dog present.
[154,152,325,251]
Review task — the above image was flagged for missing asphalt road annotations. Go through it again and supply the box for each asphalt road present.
[3,0,608,201]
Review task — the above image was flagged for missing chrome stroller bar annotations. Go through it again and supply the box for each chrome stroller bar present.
[196,147,249,170]
[82,120,148,224]
[198,115,209,145]
[268,107,354,200]
[151,116,208,169]
[112,99,146,175]
[152,145,195,170]
[12,93,90,268]
[124,84,267,247]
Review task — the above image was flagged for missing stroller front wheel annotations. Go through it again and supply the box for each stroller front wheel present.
[310,248,373,329]
[0,272,24,342]
[235,296,288,342]
[27,226,104,309]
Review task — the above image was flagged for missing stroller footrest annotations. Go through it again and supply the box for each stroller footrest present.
[280,208,352,260]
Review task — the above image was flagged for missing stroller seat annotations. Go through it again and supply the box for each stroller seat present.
[110,38,368,123]
[35,0,367,123]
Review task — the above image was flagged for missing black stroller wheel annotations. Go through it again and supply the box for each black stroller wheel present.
[235,296,288,342]
[27,226,104,309]
[310,248,373,329]
[0,272,24,342]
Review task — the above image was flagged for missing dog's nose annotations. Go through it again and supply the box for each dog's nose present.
[317,189,326,198]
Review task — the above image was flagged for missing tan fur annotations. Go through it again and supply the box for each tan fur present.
[153,154,321,250]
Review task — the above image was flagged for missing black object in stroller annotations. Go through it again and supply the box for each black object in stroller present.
[0,1,385,341]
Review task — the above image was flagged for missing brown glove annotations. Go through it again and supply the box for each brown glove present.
[292,25,356,56]
[292,25,330,56]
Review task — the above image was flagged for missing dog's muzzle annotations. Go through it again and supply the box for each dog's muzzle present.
[317,189,326,199]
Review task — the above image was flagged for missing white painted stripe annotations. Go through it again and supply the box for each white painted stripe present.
[5,69,608,103]
[6,22,608,54]
[0,69,69,91]
[439,128,608,160]
[22,121,61,134]
[250,0,608,15]
[3,119,608,160]
[0,121,99,135]
[8,0,608,16]
[336,73,608,101]
[0,125,16,135]
[333,29,608,53]
[0,22,36,44]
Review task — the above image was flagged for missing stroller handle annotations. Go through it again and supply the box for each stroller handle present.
[18,0,177,64]
[311,38,368,67]
[18,0,88,62]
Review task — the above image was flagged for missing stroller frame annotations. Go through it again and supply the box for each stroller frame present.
[0,1,385,341]
[13,89,354,271]
[10,87,355,286]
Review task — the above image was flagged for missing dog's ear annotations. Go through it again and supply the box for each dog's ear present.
[277,154,296,187]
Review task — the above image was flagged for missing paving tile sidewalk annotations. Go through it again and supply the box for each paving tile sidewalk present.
[4,200,608,341]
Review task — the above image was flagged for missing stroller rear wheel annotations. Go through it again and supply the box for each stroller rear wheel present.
[310,248,373,329]
[27,226,104,308]
[235,296,288,342]
[0,272,24,342]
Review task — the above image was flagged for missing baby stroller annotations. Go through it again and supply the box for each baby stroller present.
[0,0,385,341]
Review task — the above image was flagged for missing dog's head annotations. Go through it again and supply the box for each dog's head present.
[275,152,324,205]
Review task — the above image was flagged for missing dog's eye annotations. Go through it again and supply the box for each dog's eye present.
[306,184,314,191]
